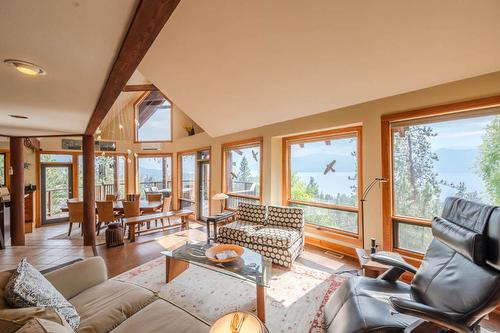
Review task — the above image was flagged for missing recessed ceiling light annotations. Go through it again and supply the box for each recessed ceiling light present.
[4,59,46,76]
[9,114,29,119]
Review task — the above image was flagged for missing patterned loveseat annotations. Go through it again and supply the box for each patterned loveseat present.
[217,203,304,267]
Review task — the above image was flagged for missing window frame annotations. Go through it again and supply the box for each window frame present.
[176,147,212,214]
[221,137,263,209]
[381,95,500,261]
[0,150,8,188]
[135,153,173,198]
[282,126,363,246]
[134,91,174,143]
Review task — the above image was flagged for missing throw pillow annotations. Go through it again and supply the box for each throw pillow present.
[0,307,71,333]
[16,318,73,333]
[4,259,80,330]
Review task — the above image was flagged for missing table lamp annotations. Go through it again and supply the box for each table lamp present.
[212,193,229,213]
[210,311,268,333]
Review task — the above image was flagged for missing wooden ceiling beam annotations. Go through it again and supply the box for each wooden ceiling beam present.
[123,84,158,92]
[85,0,181,135]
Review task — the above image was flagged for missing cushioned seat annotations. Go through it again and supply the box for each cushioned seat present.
[251,225,300,249]
[217,220,264,243]
[324,277,416,333]
[109,299,209,333]
[69,280,156,333]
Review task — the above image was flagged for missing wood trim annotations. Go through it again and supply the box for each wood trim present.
[381,94,500,123]
[0,149,11,189]
[305,235,357,259]
[221,137,263,204]
[85,0,181,135]
[226,192,260,200]
[381,94,500,252]
[123,84,158,92]
[305,225,363,246]
[3,134,83,139]
[133,91,174,143]
[71,155,79,199]
[282,126,363,241]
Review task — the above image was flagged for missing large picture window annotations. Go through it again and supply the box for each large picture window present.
[134,91,172,142]
[383,102,500,255]
[137,155,172,197]
[222,137,262,209]
[283,127,362,238]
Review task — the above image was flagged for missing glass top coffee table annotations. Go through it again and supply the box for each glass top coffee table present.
[160,242,271,322]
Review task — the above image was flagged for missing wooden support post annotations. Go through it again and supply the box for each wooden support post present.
[82,135,96,246]
[10,137,25,246]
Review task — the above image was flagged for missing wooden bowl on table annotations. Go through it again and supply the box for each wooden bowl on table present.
[205,244,244,263]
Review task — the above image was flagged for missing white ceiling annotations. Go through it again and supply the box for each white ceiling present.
[139,0,500,137]
[0,0,138,137]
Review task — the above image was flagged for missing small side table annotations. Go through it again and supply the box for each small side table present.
[206,211,235,243]
[355,248,403,278]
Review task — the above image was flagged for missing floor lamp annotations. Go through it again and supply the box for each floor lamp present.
[360,177,388,250]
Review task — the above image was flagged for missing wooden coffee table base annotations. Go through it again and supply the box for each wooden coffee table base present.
[164,256,266,323]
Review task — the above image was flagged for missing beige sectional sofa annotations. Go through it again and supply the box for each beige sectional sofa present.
[0,257,210,333]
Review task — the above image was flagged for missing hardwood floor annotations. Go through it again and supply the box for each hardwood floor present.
[3,221,499,332]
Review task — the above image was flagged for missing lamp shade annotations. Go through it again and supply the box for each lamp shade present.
[212,193,229,200]
[210,312,267,333]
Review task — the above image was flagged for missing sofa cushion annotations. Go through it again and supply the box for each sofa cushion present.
[109,299,209,333]
[236,203,266,224]
[16,318,73,333]
[4,259,80,330]
[0,271,12,310]
[217,220,263,243]
[267,205,304,230]
[251,226,301,249]
[69,280,156,333]
[0,307,71,333]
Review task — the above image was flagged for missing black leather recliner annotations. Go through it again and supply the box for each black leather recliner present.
[324,197,500,333]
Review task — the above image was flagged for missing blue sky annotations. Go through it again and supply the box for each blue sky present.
[427,115,495,150]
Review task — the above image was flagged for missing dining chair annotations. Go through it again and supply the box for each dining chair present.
[96,201,118,236]
[105,194,118,202]
[160,196,172,228]
[144,193,162,228]
[146,193,162,202]
[67,200,83,236]
[126,194,140,201]
[123,200,142,233]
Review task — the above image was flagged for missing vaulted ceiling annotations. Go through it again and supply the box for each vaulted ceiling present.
[0,0,138,136]
[139,0,500,137]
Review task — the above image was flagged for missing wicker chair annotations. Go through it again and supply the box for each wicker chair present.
[67,200,83,236]
[123,200,141,233]
[96,201,119,236]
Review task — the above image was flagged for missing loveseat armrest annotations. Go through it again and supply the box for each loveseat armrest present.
[371,253,417,281]
[389,297,472,333]
[44,256,108,300]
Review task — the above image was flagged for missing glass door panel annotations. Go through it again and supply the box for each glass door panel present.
[198,161,210,219]
[41,164,73,224]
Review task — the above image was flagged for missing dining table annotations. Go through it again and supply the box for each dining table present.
[62,199,163,213]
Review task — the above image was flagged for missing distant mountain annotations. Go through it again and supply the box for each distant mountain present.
[433,148,479,173]
[290,153,356,173]
[138,167,163,180]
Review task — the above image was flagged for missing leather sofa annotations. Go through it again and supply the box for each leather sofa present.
[217,203,304,267]
[324,197,500,333]
[0,257,209,333]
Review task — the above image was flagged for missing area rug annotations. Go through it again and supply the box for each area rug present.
[114,257,345,333]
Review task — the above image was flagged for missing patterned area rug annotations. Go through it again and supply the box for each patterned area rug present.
[114,257,345,333]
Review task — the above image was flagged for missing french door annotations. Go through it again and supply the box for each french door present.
[41,164,73,225]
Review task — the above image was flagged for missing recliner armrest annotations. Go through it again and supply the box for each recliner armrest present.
[370,253,417,281]
[389,297,472,333]
[371,253,417,274]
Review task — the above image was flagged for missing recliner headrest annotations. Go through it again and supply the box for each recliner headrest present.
[436,197,500,269]
[432,216,485,263]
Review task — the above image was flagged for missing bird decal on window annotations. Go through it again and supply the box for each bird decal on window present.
[251,150,258,162]
[230,172,238,179]
[324,160,336,175]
